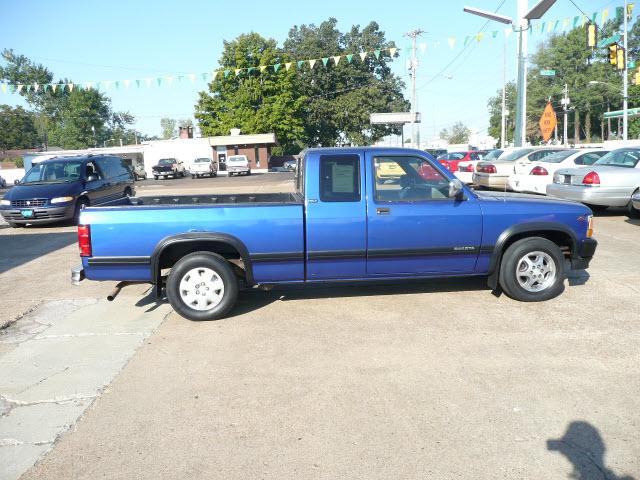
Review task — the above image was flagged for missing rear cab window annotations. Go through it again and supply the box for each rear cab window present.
[319,155,360,202]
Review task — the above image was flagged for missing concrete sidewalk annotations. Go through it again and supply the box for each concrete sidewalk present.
[0,294,171,480]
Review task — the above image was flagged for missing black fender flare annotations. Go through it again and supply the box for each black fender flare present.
[150,232,255,294]
[486,222,579,290]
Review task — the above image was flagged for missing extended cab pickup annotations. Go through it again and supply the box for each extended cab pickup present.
[72,147,597,320]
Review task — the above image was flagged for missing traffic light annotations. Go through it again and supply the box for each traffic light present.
[617,47,626,70]
[586,23,597,48]
[609,44,618,65]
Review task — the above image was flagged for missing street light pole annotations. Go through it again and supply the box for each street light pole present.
[623,0,629,141]
[501,37,507,148]
[404,29,424,149]
[561,83,570,146]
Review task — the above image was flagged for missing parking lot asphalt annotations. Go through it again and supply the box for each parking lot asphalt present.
[1,173,639,479]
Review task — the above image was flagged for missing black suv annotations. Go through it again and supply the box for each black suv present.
[0,155,135,227]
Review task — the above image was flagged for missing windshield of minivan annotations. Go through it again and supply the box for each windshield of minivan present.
[158,158,175,165]
[22,161,83,184]
[228,156,246,163]
[194,158,210,163]
[594,149,640,168]
[538,150,577,163]
[498,149,535,162]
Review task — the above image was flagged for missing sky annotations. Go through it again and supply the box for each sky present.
[0,0,622,145]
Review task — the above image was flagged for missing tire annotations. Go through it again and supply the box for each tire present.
[74,197,90,224]
[628,190,640,218]
[585,204,608,212]
[191,174,196,179]
[154,175,158,180]
[213,171,217,178]
[229,172,234,177]
[247,170,251,176]
[498,237,565,302]
[166,252,239,321]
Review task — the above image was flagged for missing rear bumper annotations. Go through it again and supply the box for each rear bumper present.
[546,184,630,206]
[71,265,85,285]
[473,173,509,189]
[571,238,597,270]
[1,204,75,224]
[455,171,474,184]
[507,174,549,194]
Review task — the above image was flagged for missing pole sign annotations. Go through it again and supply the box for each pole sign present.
[539,102,557,142]
[540,69,556,76]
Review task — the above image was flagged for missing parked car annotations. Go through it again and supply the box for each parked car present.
[547,147,640,217]
[283,159,297,171]
[473,148,565,190]
[190,157,218,179]
[375,157,403,182]
[132,163,147,181]
[226,155,251,176]
[152,158,185,179]
[457,149,501,184]
[0,155,135,227]
[508,149,607,195]
[72,147,597,321]
[0,174,6,189]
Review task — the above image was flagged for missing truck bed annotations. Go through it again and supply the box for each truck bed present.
[103,192,303,207]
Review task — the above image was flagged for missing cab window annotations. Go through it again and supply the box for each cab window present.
[319,155,360,202]
[373,156,449,202]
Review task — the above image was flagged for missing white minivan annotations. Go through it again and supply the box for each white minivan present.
[226,155,251,176]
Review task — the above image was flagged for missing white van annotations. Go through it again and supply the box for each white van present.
[226,155,251,176]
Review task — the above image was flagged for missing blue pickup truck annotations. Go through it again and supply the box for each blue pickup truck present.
[72,147,597,320]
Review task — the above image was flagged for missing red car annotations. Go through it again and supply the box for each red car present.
[436,151,487,172]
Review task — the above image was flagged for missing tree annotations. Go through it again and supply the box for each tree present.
[195,32,306,154]
[487,82,516,146]
[0,105,39,152]
[160,117,177,139]
[283,18,409,147]
[0,49,137,149]
[440,122,470,144]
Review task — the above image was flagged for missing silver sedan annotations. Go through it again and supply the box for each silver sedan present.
[546,147,640,217]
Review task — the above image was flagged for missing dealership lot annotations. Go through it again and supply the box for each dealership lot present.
[1,173,639,479]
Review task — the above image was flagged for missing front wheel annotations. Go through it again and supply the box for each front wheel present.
[166,252,239,321]
[628,190,640,218]
[498,237,565,302]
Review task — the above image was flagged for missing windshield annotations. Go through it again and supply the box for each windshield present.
[594,149,640,168]
[498,149,535,162]
[483,149,503,161]
[228,156,246,163]
[538,150,578,163]
[194,158,210,163]
[22,161,83,184]
[158,158,175,165]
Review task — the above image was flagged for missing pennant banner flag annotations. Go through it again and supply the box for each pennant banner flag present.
[309,59,316,69]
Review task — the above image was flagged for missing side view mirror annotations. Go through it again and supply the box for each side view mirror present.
[448,179,465,200]
[14,179,20,185]
[86,174,98,182]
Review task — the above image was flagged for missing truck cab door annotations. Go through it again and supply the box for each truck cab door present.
[304,152,367,280]
[366,152,483,276]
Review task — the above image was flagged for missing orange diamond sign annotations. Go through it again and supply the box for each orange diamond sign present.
[539,102,557,142]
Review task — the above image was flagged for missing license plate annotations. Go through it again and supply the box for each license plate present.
[564,175,571,184]
[21,209,34,218]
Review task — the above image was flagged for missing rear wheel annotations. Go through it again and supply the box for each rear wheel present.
[499,237,565,302]
[166,252,238,321]
[628,190,640,218]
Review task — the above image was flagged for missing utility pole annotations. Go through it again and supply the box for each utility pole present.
[561,83,570,146]
[623,0,629,141]
[514,0,529,147]
[404,29,424,149]
[501,37,507,148]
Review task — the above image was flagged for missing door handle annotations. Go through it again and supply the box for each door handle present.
[376,207,391,215]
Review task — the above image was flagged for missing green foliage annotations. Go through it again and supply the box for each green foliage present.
[487,82,516,145]
[195,20,409,152]
[283,18,408,147]
[0,49,136,149]
[196,33,306,151]
[160,117,177,139]
[439,121,470,144]
[0,104,40,151]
